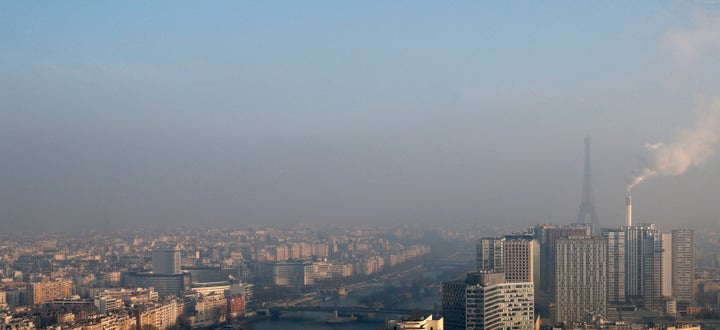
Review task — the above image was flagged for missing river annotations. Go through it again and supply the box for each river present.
[246,252,471,329]
[247,282,442,330]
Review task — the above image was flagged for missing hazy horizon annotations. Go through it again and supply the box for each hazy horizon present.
[2,2,720,232]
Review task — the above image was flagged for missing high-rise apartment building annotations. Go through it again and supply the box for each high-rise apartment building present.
[465,272,534,330]
[476,234,539,286]
[152,248,181,275]
[531,224,590,294]
[624,224,661,303]
[503,234,539,286]
[443,272,534,330]
[603,228,626,303]
[476,237,503,272]
[661,232,673,298]
[555,237,606,324]
[641,231,663,309]
[672,229,695,308]
[442,278,470,330]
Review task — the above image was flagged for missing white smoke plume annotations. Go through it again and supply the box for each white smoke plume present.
[626,105,720,194]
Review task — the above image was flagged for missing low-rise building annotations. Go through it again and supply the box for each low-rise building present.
[385,314,443,330]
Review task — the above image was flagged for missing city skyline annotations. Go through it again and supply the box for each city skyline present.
[2,2,720,232]
[0,216,713,329]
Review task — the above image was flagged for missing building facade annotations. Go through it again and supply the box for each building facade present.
[502,234,539,286]
[661,233,673,299]
[476,237,503,272]
[476,235,539,285]
[555,237,607,324]
[442,279,469,330]
[122,272,190,297]
[152,248,181,275]
[465,272,534,330]
[624,224,654,297]
[643,231,663,309]
[443,272,533,330]
[672,229,695,308]
[532,224,591,294]
[27,280,74,305]
[603,228,626,304]
[385,315,443,330]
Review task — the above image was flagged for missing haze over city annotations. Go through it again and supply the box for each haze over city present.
[2,2,720,232]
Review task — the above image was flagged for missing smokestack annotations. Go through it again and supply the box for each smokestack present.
[626,195,632,227]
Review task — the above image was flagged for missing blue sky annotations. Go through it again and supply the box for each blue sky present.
[1,1,720,231]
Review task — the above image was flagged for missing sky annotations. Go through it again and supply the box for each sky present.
[2,1,720,232]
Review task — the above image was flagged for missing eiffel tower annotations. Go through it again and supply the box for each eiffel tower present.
[577,136,599,232]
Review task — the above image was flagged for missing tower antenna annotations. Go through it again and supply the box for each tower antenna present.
[577,136,599,232]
